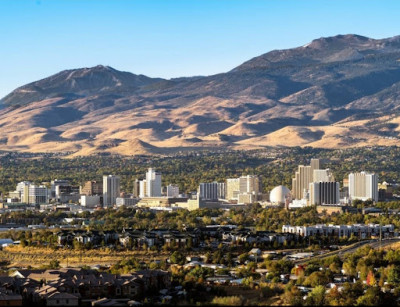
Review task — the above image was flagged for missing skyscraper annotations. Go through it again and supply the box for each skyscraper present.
[216,182,226,199]
[309,181,340,206]
[239,175,260,194]
[133,179,140,197]
[199,182,218,200]
[28,185,49,204]
[348,172,378,202]
[167,184,180,198]
[51,179,69,198]
[292,159,320,200]
[226,178,240,201]
[103,175,120,207]
[313,169,335,183]
[146,168,161,197]
[226,175,260,203]
[16,181,31,203]
[80,180,103,196]
[139,180,147,198]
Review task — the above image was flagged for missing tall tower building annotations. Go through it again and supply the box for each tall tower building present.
[199,182,218,200]
[226,178,240,201]
[309,182,340,206]
[313,169,335,183]
[16,181,31,203]
[146,168,161,197]
[310,158,320,171]
[348,172,378,202]
[167,184,180,198]
[103,175,120,207]
[139,180,147,198]
[80,181,103,196]
[51,179,70,198]
[292,159,320,200]
[239,175,260,194]
[28,185,49,204]
[133,179,140,197]
[217,182,226,199]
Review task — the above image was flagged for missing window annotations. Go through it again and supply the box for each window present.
[66,299,69,304]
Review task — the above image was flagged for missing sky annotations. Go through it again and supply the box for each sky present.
[0,0,400,98]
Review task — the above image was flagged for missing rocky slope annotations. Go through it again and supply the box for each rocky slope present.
[2,34,400,156]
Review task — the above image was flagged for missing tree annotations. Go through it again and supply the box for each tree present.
[387,265,400,285]
[356,287,382,306]
[282,284,302,306]
[169,251,185,265]
[306,285,325,306]
[366,270,376,286]
[303,271,330,288]
[48,259,60,269]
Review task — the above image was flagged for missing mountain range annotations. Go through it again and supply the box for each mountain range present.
[2,34,400,156]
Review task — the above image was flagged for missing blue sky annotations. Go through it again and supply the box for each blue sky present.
[0,0,399,98]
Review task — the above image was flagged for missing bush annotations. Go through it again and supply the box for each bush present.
[211,296,244,306]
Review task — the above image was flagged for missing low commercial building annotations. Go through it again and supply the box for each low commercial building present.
[80,195,101,208]
[137,197,187,208]
[116,197,137,207]
[282,223,395,239]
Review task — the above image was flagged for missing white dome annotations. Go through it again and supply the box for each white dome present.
[270,185,291,205]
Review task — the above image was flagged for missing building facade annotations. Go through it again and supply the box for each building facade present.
[80,181,103,196]
[226,178,240,201]
[146,168,162,197]
[103,175,120,207]
[292,158,320,200]
[309,181,340,206]
[199,183,218,200]
[166,184,180,198]
[348,172,378,202]
[28,185,49,204]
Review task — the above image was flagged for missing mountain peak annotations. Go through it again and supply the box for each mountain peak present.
[304,34,371,49]
[0,65,164,108]
[231,34,400,72]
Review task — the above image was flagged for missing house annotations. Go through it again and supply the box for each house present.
[0,292,23,306]
[46,292,79,306]
[102,231,118,244]
[91,298,131,306]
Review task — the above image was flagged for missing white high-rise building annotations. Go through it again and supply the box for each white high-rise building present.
[226,176,260,203]
[348,172,378,202]
[16,181,32,203]
[292,159,320,200]
[217,182,226,199]
[313,169,335,183]
[16,181,32,194]
[103,175,120,207]
[146,168,162,197]
[239,175,260,194]
[226,178,240,201]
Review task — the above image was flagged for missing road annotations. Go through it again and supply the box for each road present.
[292,238,400,265]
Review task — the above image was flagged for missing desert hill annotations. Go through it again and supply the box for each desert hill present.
[2,34,400,155]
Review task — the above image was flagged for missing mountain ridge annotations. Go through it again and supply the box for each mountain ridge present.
[2,34,400,156]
